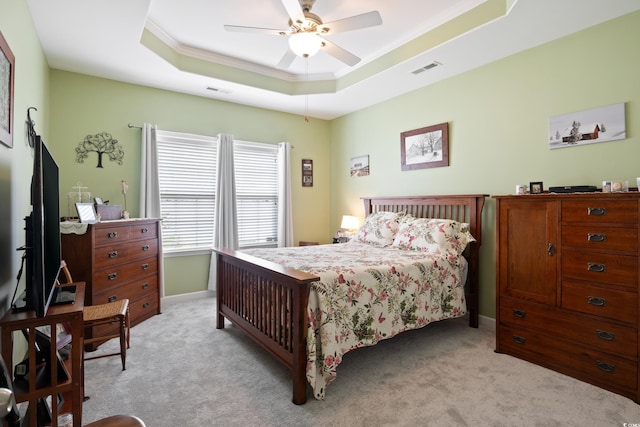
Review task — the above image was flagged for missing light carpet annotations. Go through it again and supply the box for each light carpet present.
[81,297,640,426]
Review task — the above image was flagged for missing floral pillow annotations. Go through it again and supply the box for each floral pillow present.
[353,211,405,247]
[392,217,476,256]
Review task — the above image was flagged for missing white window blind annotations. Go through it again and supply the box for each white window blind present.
[234,140,279,248]
[156,130,217,252]
[156,131,279,252]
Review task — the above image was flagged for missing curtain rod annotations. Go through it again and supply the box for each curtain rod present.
[127,123,293,148]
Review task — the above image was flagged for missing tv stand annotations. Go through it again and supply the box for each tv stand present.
[1,282,85,427]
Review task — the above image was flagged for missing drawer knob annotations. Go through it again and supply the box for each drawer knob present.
[141,227,149,233]
[108,231,118,239]
[142,263,149,270]
[142,282,149,290]
[108,295,117,302]
[596,329,615,341]
[512,309,526,319]
[587,233,606,242]
[142,245,150,251]
[587,296,606,307]
[512,335,526,345]
[108,251,118,258]
[596,360,615,373]
[587,207,607,216]
[547,243,555,256]
[142,302,150,309]
[108,272,118,281]
[587,263,605,272]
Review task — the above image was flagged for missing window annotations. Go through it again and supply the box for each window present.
[234,140,279,248]
[157,130,217,253]
[156,131,279,253]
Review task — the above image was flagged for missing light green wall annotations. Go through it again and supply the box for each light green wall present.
[4,3,639,316]
[0,0,50,314]
[330,10,640,318]
[48,71,332,296]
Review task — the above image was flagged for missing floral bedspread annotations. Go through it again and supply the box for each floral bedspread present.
[243,242,468,400]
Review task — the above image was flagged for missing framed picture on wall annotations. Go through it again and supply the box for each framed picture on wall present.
[400,122,449,171]
[302,159,313,187]
[0,30,15,148]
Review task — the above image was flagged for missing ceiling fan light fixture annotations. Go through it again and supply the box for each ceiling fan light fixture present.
[289,32,322,58]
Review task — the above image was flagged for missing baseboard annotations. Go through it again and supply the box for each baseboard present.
[161,290,214,309]
[479,314,496,332]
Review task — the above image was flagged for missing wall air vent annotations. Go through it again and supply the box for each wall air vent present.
[411,61,442,75]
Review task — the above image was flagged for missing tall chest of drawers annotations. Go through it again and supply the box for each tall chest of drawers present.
[495,193,639,402]
[61,219,161,345]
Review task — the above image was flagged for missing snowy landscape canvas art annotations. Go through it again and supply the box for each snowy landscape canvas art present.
[548,103,626,149]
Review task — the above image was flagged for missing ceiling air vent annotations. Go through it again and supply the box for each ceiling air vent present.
[411,61,442,75]
[206,86,231,94]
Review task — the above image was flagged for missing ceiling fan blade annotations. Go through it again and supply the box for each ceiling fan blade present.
[280,0,305,26]
[320,38,360,66]
[276,49,297,69]
[319,11,382,34]
[224,25,289,36]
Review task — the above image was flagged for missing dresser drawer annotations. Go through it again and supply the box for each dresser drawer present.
[561,225,638,252]
[129,222,158,240]
[94,224,131,246]
[499,296,637,359]
[561,200,638,224]
[561,280,637,324]
[129,290,159,326]
[499,324,637,397]
[561,249,637,288]
[93,275,158,304]
[94,238,159,270]
[93,257,158,290]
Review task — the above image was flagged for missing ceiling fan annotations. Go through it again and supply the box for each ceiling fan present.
[224,0,382,69]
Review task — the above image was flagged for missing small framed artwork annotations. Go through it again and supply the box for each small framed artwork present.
[302,159,313,187]
[76,202,98,223]
[401,122,449,171]
[350,155,370,177]
[0,30,16,148]
[530,182,543,194]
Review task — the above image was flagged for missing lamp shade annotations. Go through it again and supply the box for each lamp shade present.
[340,215,359,230]
[288,32,323,58]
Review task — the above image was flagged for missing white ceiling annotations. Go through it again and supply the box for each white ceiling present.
[26,0,640,120]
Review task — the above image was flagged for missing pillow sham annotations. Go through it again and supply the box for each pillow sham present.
[392,217,475,256]
[353,211,405,247]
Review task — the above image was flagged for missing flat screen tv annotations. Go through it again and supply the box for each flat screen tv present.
[19,135,62,317]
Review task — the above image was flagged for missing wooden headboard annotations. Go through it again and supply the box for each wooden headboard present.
[362,194,488,327]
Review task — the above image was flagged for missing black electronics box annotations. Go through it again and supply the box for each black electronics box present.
[549,185,598,193]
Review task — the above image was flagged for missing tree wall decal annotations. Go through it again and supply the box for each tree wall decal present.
[75,132,124,168]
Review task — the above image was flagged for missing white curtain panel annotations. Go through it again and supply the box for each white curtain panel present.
[277,142,294,247]
[139,123,165,299]
[208,133,238,291]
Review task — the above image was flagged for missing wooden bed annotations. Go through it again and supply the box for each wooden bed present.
[214,194,487,404]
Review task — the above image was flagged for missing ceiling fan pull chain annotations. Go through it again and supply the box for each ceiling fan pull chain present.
[304,58,310,123]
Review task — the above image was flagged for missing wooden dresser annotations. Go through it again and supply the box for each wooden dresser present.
[495,193,639,402]
[61,219,161,344]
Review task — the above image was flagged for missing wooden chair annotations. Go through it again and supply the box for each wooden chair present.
[58,261,131,370]
[84,415,146,427]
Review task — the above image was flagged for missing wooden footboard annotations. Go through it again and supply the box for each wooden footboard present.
[215,194,487,404]
[214,248,320,404]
